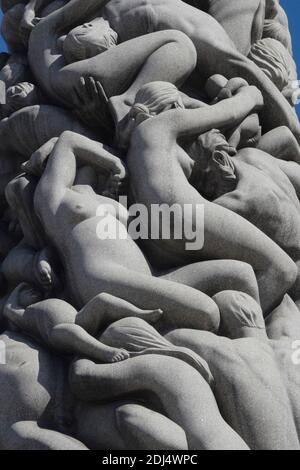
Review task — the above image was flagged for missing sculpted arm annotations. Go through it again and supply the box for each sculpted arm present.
[163,86,263,138]
[34,131,125,216]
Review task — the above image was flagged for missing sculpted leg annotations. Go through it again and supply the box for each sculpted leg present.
[76,292,163,335]
[70,355,249,450]
[75,401,188,450]
[109,30,197,125]
[160,260,260,303]
[77,268,220,332]
[2,421,88,450]
[258,126,300,163]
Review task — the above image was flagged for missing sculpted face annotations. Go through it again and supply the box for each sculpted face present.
[7,82,35,100]
[189,129,236,167]
[6,82,40,114]
[63,17,118,63]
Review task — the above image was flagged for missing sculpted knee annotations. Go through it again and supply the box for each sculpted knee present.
[168,30,197,71]
[204,300,220,332]
[276,255,297,292]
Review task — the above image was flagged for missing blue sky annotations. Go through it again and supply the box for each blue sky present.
[0,1,299,116]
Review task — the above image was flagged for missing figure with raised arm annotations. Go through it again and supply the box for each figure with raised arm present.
[125,80,297,314]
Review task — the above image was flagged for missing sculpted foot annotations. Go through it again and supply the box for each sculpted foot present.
[109,348,130,363]
[33,249,59,292]
[133,308,163,324]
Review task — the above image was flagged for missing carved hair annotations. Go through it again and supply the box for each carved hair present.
[131,81,184,122]
[63,18,118,64]
[263,19,292,53]
[248,38,296,91]
[213,291,265,332]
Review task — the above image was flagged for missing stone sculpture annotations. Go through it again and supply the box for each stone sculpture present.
[0,0,300,451]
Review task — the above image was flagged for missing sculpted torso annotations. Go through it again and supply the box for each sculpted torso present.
[0,331,63,436]
[45,187,151,307]
[215,149,300,260]
[167,329,298,449]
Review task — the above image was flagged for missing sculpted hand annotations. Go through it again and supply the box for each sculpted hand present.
[103,160,128,199]
[215,77,249,102]
[73,76,113,132]
[22,137,58,176]
[9,283,44,309]
[238,85,264,110]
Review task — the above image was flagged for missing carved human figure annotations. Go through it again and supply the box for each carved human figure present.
[28,0,300,140]
[4,283,164,362]
[166,290,300,450]
[266,294,300,440]
[199,144,300,298]
[0,104,97,204]
[125,81,296,313]
[17,133,260,309]
[0,330,191,450]
[27,2,199,131]
[70,354,249,450]
[31,130,223,332]
[184,0,265,56]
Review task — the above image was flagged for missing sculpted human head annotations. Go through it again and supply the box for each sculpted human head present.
[129,81,184,124]
[249,38,295,92]
[6,82,42,114]
[213,291,266,339]
[63,17,118,64]
[188,129,236,167]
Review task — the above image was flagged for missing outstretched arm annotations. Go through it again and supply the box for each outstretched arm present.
[163,85,264,138]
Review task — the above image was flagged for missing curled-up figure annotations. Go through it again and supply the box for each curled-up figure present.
[166,290,300,450]
[125,80,297,313]
[201,143,300,298]
[4,283,161,363]
[0,330,191,450]
[33,130,221,332]
[28,0,300,140]
[28,0,198,132]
